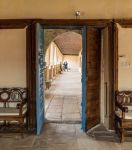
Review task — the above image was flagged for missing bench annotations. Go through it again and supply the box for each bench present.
[45,80,52,89]
[115,91,132,142]
[0,88,27,135]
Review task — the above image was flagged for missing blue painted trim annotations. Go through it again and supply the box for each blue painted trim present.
[36,23,44,135]
[36,23,39,135]
[36,24,87,133]
[81,26,86,131]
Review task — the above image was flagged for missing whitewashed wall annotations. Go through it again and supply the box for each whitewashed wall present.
[118,24,132,90]
[0,29,26,87]
[1,1,132,19]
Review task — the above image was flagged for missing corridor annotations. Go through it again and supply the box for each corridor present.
[45,69,82,122]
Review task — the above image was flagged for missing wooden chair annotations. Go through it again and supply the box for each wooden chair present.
[115,91,132,142]
[0,88,27,136]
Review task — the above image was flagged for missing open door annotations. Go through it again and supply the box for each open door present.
[81,27,86,131]
[101,27,110,129]
[36,23,45,135]
[86,27,101,130]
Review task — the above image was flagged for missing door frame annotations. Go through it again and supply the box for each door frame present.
[37,24,87,131]
[32,19,115,132]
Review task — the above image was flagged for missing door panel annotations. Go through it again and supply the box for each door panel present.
[112,23,118,129]
[36,23,44,135]
[101,27,109,129]
[26,25,37,130]
[86,28,101,129]
[81,27,86,131]
[114,23,118,92]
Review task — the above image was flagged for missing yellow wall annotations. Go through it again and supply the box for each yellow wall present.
[63,55,80,70]
[78,51,82,72]
[45,46,50,66]
[56,44,63,65]
[45,42,63,66]
[118,24,132,90]
[1,0,132,19]
[45,42,81,71]
[0,29,26,87]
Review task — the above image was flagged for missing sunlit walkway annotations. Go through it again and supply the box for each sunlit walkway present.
[45,69,82,122]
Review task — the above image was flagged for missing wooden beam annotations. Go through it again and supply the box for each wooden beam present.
[114,19,132,28]
[33,19,112,28]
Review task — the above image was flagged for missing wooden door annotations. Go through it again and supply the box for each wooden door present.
[86,27,101,129]
[36,23,45,135]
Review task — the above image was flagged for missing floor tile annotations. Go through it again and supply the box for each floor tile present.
[45,70,82,122]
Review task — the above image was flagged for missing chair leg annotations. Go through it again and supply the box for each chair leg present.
[120,128,123,142]
[115,116,118,134]
[121,121,124,143]
[115,116,123,143]
[19,120,24,138]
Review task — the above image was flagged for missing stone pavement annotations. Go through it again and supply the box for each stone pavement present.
[45,70,82,122]
[0,123,131,150]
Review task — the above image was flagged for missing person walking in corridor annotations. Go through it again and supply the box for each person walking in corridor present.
[63,61,68,71]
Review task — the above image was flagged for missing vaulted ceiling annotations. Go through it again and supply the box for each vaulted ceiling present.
[54,32,82,55]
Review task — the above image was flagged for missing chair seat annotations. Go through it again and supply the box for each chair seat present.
[0,107,27,116]
[45,80,52,83]
[115,110,132,119]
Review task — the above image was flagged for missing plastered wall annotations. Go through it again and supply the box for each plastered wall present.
[63,55,80,70]
[45,42,63,66]
[0,29,26,87]
[45,42,81,71]
[118,24,132,90]
[1,0,132,19]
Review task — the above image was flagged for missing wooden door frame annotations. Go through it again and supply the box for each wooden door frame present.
[107,21,115,129]
[32,19,115,131]
[0,19,115,132]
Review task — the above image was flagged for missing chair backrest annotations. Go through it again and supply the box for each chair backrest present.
[116,91,132,106]
[0,88,27,107]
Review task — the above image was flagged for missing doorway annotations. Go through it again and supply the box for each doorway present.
[35,20,114,135]
[44,29,82,123]
[35,24,86,134]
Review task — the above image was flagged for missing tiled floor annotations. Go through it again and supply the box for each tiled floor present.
[45,70,82,122]
[0,123,131,150]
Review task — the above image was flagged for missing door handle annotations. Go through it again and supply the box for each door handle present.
[105,82,108,117]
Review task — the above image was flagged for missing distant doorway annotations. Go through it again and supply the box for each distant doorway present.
[44,30,83,123]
